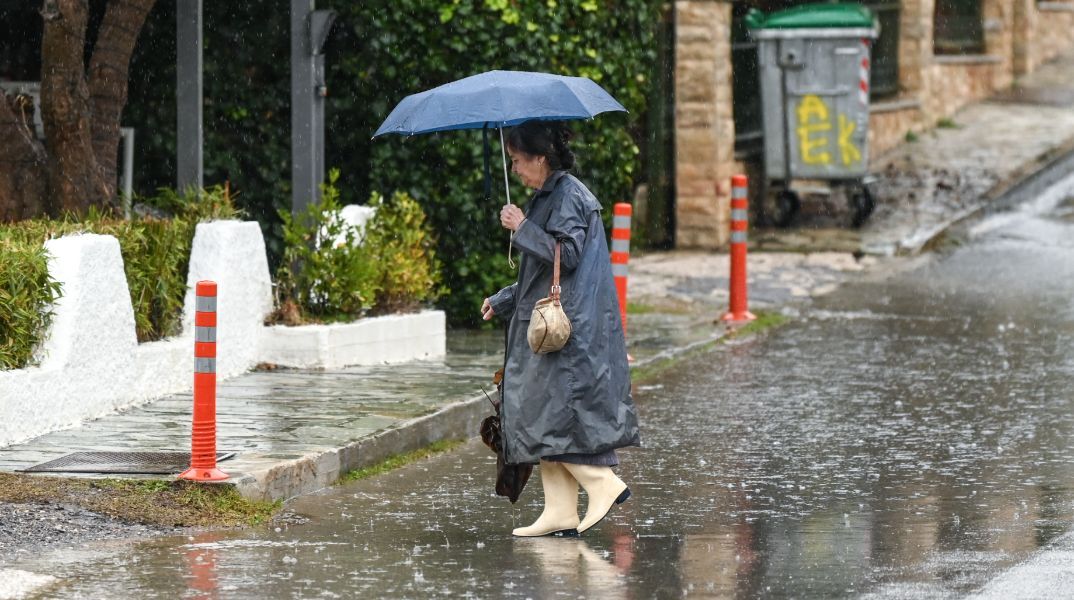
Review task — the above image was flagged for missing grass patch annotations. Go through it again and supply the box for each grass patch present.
[0,472,279,528]
[730,310,789,338]
[340,439,465,483]
[936,117,961,129]
[627,299,693,316]
[905,130,920,143]
[631,310,790,383]
[627,302,657,315]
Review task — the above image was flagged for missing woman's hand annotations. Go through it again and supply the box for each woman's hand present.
[481,297,495,321]
[500,204,526,231]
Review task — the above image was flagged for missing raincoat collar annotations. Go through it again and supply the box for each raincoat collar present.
[537,170,569,195]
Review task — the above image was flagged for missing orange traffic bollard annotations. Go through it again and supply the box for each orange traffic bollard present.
[611,203,632,336]
[721,175,756,323]
[179,281,229,481]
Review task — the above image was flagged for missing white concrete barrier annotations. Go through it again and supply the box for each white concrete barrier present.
[0,220,447,448]
[259,310,446,369]
[184,220,273,379]
[0,222,273,447]
[0,234,139,445]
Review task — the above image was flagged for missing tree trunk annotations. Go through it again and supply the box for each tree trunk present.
[0,0,158,220]
[40,0,107,215]
[0,94,48,221]
[89,0,156,200]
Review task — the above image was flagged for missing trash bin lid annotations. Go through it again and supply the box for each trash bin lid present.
[746,3,875,30]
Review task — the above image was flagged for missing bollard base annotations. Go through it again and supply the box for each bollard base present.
[721,311,757,323]
[178,466,230,482]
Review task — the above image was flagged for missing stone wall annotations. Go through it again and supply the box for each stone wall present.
[1032,3,1074,67]
[869,102,924,158]
[925,58,1008,120]
[674,1,735,249]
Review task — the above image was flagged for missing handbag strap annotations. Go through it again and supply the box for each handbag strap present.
[551,242,562,305]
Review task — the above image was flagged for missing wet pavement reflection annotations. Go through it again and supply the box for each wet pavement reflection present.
[18,180,1074,599]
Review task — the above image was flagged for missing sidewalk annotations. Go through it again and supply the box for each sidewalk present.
[3,49,1074,503]
[0,252,868,502]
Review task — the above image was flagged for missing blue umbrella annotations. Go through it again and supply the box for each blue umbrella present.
[373,70,627,266]
[373,70,627,137]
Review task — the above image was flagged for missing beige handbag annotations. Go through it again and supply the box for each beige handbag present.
[527,242,572,354]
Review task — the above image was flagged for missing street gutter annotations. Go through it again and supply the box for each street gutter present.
[908,135,1074,255]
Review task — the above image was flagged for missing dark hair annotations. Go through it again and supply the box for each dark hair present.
[506,120,576,171]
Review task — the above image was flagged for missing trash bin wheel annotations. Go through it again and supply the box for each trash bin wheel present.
[849,186,875,228]
[770,189,801,228]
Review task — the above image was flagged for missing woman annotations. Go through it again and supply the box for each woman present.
[481,120,641,536]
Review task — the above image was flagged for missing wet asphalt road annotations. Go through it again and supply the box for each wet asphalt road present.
[12,176,1074,599]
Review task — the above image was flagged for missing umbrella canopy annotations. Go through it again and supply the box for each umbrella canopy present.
[373,70,627,137]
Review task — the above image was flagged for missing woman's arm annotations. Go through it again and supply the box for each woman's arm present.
[487,282,518,318]
[511,198,589,271]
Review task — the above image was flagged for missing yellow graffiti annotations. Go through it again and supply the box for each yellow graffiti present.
[792,95,862,167]
[838,115,861,166]
[796,95,831,165]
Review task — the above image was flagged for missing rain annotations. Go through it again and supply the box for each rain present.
[4,2,1074,599]
[5,173,1074,598]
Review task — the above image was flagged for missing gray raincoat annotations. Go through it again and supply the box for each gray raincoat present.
[488,170,641,465]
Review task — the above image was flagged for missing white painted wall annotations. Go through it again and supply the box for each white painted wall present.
[0,220,447,448]
[260,310,446,369]
[0,222,272,448]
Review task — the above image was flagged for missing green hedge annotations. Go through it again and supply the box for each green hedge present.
[0,187,237,370]
[0,240,62,370]
[273,170,442,324]
[124,0,660,326]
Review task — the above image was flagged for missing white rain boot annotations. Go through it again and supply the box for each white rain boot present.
[512,460,580,537]
[560,463,630,534]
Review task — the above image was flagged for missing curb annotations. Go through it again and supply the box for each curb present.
[230,392,489,501]
[899,135,1074,255]
[227,327,731,502]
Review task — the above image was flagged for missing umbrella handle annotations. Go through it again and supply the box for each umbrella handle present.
[499,127,512,206]
[500,127,517,269]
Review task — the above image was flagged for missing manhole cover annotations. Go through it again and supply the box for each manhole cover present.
[18,451,235,475]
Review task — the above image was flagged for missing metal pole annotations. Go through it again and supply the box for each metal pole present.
[120,127,135,218]
[291,0,317,219]
[176,0,203,193]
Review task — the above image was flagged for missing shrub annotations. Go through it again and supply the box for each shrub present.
[0,240,63,370]
[122,0,660,326]
[119,185,239,340]
[0,185,238,369]
[364,190,443,314]
[274,170,380,323]
[273,170,443,323]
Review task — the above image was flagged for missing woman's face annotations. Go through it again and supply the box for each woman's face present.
[507,147,551,190]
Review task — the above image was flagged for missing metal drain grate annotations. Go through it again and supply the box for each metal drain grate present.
[19,451,235,475]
